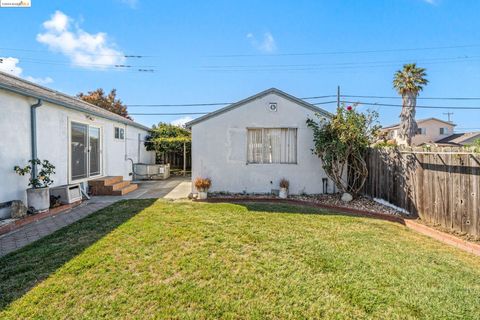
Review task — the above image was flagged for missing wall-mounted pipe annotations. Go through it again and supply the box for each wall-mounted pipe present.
[30,99,43,179]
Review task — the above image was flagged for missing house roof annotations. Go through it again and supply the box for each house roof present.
[382,117,456,130]
[435,132,480,146]
[185,88,332,128]
[0,71,151,131]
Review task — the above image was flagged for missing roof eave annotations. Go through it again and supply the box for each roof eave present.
[0,82,151,131]
[186,88,332,128]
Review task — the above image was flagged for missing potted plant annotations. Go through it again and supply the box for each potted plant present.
[14,159,55,213]
[194,177,211,200]
[279,178,289,199]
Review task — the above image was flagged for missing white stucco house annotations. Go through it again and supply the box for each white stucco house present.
[0,71,154,218]
[186,88,333,195]
[381,117,456,146]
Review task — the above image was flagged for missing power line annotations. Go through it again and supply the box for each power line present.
[0,47,143,58]
[2,43,479,59]
[209,44,480,58]
[341,94,480,100]
[341,100,480,110]
[128,102,232,107]
[130,112,209,115]
[201,59,480,72]
[127,99,338,107]
[456,127,480,129]
[202,55,480,69]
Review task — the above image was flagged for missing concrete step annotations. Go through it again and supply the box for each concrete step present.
[111,183,138,196]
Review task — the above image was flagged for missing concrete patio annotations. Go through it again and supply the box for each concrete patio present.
[0,176,191,257]
[90,176,192,202]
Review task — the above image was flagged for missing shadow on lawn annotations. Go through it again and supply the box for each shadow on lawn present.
[0,198,156,311]
[221,201,405,225]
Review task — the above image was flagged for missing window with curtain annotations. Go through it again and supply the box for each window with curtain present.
[247,128,297,164]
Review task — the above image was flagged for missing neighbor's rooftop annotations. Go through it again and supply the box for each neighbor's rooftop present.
[382,117,456,130]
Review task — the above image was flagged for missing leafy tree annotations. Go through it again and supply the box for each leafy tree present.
[393,63,428,145]
[306,105,379,196]
[469,138,480,153]
[145,123,191,163]
[77,88,132,120]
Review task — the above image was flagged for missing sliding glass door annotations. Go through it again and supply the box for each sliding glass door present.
[89,127,101,176]
[71,122,101,181]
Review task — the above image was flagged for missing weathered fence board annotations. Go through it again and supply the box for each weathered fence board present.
[364,148,480,239]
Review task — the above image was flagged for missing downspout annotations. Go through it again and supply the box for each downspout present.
[30,99,43,179]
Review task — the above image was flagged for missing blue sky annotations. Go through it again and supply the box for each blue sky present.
[1,0,479,130]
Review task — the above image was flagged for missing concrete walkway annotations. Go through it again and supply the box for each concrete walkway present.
[0,176,192,257]
[0,202,111,257]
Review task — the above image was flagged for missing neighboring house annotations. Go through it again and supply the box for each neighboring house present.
[186,88,333,195]
[0,71,154,218]
[381,117,456,145]
[435,132,480,146]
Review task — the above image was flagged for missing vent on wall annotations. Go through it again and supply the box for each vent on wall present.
[268,102,278,112]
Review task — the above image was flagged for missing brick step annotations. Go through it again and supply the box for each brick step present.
[111,183,138,196]
[88,176,134,196]
[110,180,131,191]
[89,176,123,187]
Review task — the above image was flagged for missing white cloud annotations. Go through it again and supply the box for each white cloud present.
[37,11,126,68]
[247,32,277,53]
[171,116,193,127]
[423,0,436,4]
[0,57,22,76]
[25,76,54,85]
[0,56,54,85]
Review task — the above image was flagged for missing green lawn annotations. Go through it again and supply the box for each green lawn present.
[1,200,479,319]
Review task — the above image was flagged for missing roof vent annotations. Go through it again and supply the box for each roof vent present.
[268,102,278,112]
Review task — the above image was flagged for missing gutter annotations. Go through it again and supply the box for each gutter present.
[30,99,43,179]
[0,83,150,132]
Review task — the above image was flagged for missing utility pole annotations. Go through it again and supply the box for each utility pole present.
[443,112,454,122]
[337,85,340,108]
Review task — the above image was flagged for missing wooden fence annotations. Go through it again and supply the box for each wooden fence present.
[156,151,191,169]
[364,148,480,239]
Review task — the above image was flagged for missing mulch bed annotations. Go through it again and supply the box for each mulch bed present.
[208,193,406,216]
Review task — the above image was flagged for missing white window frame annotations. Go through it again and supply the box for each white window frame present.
[246,127,298,164]
[440,127,449,135]
[68,119,104,184]
[114,126,125,140]
[417,127,426,135]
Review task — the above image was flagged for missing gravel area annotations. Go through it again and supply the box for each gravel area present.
[209,193,407,216]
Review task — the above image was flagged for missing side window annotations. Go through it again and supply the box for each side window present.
[114,127,125,140]
[416,128,426,135]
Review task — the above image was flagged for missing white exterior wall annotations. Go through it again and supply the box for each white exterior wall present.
[0,89,154,218]
[191,92,332,195]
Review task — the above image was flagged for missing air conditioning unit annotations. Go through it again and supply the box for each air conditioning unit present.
[50,184,82,204]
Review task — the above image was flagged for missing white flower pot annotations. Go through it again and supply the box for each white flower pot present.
[197,191,208,200]
[279,188,288,199]
[26,187,50,213]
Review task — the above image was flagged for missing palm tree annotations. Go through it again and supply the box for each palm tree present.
[393,63,428,145]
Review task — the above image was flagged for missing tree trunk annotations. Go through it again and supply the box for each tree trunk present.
[399,92,417,146]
